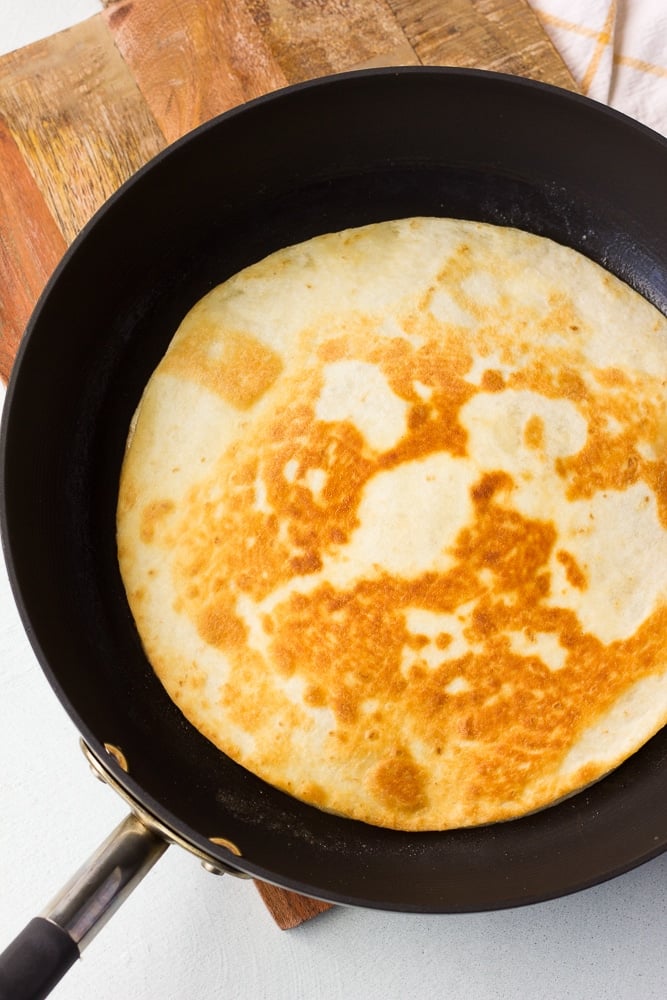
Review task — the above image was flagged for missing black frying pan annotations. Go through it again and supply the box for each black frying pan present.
[1,67,667,999]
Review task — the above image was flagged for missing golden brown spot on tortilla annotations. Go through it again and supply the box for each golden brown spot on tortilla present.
[594,367,630,388]
[333,688,357,723]
[290,550,322,575]
[541,294,584,344]
[469,470,513,505]
[139,499,175,543]
[524,414,545,450]
[317,337,349,363]
[162,320,283,409]
[305,684,326,708]
[118,481,138,514]
[197,596,247,648]
[557,368,587,402]
[556,422,641,498]
[481,369,505,392]
[302,783,327,807]
[646,460,667,529]
[370,750,428,814]
[184,670,206,692]
[556,549,588,590]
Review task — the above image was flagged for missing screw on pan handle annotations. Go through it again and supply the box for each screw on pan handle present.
[0,814,167,1000]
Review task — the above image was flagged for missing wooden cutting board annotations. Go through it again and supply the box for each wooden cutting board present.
[0,0,575,928]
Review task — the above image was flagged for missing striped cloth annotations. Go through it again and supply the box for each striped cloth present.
[528,0,667,135]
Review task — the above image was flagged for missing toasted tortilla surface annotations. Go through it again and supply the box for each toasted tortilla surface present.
[117,218,667,830]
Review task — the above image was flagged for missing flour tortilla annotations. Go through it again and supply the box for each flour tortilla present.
[117,217,667,831]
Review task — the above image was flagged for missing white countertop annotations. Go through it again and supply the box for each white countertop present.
[1,3,666,999]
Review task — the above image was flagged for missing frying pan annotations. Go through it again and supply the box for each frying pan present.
[1,67,667,999]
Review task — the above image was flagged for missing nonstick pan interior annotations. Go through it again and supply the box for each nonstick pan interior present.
[2,68,667,912]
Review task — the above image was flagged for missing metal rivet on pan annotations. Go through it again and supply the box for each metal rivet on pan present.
[201,837,251,878]
[201,860,226,876]
[103,743,129,772]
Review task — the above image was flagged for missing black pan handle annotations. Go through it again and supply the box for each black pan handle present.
[0,918,79,1000]
[0,814,167,1000]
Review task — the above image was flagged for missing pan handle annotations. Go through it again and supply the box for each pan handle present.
[0,813,167,1000]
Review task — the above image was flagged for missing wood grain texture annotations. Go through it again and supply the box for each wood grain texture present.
[470,0,577,86]
[0,15,165,244]
[387,0,577,88]
[244,0,418,80]
[0,118,67,383]
[254,881,334,929]
[102,0,289,143]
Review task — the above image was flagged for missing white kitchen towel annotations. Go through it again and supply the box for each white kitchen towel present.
[528,0,667,135]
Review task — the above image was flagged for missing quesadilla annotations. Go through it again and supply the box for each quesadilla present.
[117,217,667,830]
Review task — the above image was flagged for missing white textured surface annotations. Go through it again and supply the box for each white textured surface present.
[1,3,666,997]
[0,0,101,56]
